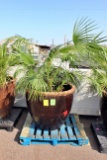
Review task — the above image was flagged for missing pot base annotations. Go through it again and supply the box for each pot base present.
[33,112,68,130]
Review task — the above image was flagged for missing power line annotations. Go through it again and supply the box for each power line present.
[0,8,107,11]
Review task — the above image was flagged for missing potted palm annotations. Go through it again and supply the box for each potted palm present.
[0,35,30,119]
[15,47,81,130]
[15,17,107,130]
[0,41,16,119]
[89,46,107,129]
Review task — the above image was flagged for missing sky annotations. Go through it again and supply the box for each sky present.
[0,0,107,45]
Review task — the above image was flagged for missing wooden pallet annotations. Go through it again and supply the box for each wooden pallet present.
[91,121,107,154]
[20,114,89,146]
[0,108,22,131]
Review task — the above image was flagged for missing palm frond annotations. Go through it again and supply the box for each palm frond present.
[73,17,107,46]
[73,17,97,45]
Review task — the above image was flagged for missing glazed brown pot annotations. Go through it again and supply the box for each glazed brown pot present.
[0,79,16,119]
[26,84,76,130]
[100,91,107,130]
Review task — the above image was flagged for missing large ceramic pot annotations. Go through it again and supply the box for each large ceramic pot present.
[0,79,16,118]
[26,84,76,130]
[100,91,107,130]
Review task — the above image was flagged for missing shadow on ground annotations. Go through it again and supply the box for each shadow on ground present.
[14,108,28,144]
[80,115,101,152]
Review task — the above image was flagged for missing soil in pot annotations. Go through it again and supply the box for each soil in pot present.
[100,91,107,130]
[0,80,16,119]
[26,84,75,130]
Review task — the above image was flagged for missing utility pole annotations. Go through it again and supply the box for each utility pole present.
[51,39,54,48]
[52,39,54,45]
[64,35,67,45]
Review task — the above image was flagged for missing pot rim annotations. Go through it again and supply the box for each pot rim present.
[0,78,16,89]
[103,90,107,97]
[6,78,16,84]
[27,84,76,97]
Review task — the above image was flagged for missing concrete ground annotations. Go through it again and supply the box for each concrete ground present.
[0,108,107,160]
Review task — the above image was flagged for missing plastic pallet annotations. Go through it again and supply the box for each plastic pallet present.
[20,114,89,146]
[0,108,22,132]
[91,121,107,153]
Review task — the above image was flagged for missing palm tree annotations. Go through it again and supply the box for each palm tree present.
[11,17,107,99]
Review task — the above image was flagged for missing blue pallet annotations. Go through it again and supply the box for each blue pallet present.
[19,114,89,146]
